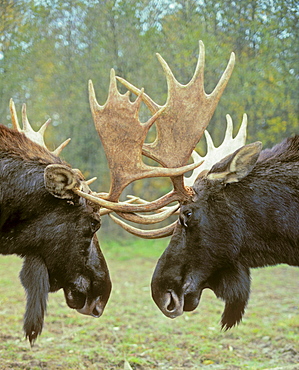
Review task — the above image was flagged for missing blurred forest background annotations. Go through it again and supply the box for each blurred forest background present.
[1,0,298,234]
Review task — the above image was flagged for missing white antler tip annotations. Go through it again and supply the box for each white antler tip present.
[39,118,51,135]
[204,130,215,150]
[198,40,205,51]
[88,79,102,110]
[110,68,116,78]
[225,114,233,138]
[86,177,97,186]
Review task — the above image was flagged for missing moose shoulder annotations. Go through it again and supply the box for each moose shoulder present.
[151,136,299,329]
[0,123,111,344]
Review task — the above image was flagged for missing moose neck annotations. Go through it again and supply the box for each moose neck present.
[223,161,299,268]
[0,158,45,255]
[0,126,64,255]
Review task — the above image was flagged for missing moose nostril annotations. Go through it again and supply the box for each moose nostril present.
[92,307,101,317]
[167,294,176,312]
[76,297,104,318]
[91,298,104,318]
[164,290,183,317]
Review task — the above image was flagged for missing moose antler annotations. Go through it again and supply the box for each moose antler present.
[73,41,240,238]
[8,42,242,238]
[9,99,70,156]
[109,214,177,239]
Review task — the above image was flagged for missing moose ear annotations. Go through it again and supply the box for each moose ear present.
[206,141,262,184]
[44,164,82,199]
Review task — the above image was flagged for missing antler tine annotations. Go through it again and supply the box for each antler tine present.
[22,103,50,147]
[184,113,248,186]
[85,177,97,186]
[232,113,247,143]
[9,99,70,155]
[109,214,176,239]
[9,99,21,131]
[74,187,181,213]
[99,196,141,216]
[125,195,180,214]
[52,138,72,156]
[115,77,159,115]
[88,69,201,203]
[115,203,179,225]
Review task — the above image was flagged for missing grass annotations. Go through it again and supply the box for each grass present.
[0,236,298,369]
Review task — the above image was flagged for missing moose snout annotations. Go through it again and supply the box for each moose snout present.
[153,288,201,319]
[151,272,203,319]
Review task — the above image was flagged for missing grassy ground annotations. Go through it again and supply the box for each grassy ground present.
[0,237,298,369]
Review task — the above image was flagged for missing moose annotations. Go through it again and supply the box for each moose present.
[151,136,299,329]
[0,102,111,344]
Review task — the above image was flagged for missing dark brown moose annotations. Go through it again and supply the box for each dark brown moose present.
[151,137,299,329]
[0,102,111,344]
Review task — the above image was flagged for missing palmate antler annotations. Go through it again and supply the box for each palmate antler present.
[74,41,243,238]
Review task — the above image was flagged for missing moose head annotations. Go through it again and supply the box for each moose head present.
[0,104,112,344]
[151,136,299,328]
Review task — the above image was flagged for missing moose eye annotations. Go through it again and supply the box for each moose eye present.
[90,218,101,233]
[184,210,192,218]
[179,210,192,228]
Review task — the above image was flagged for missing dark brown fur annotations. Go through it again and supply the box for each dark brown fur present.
[151,136,299,329]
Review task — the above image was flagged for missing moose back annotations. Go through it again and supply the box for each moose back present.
[0,123,111,344]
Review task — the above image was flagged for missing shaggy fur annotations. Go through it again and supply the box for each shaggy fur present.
[0,124,111,344]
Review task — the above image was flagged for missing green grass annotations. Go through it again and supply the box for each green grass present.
[0,237,298,369]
